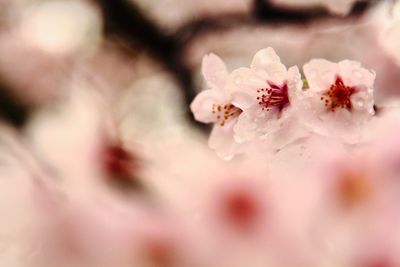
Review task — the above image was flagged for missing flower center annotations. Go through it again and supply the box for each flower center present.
[212,103,242,127]
[102,144,143,191]
[336,169,371,208]
[141,237,176,267]
[321,76,357,112]
[256,81,289,112]
[222,188,260,230]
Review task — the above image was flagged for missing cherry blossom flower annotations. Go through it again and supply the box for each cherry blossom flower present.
[302,59,376,143]
[190,53,243,159]
[227,47,305,148]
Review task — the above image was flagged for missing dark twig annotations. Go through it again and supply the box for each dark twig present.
[97,0,207,131]
[254,0,373,22]
[0,80,31,128]
[176,0,375,44]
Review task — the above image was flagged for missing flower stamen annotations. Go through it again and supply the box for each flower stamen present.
[257,82,289,112]
[321,76,357,112]
[212,103,242,127]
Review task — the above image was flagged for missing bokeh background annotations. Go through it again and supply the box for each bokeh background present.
[1,1,400,266]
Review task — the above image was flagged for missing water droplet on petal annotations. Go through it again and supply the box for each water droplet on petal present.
[234,76,242,84]
[223,155,234,160]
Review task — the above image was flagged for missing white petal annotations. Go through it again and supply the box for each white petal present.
[264,116,311,150]
[338,60,375,89]
[209,120,240,160]
[231,91,254,111]
[233,113,257,144]
[190,89,225,123]
[303,59,338,93]
[201,53,228,91]
[350,90,374,114]
[287,65,304,108]
[251,47,281,69]
[228,67,268,110]
[287,66,302,88]
[250,47,287,83]
[233,109,283,145]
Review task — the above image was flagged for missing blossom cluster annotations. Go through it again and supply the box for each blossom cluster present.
[191,47,376,159]
[184,47,400,267]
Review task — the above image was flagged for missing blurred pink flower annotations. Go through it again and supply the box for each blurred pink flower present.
[190,53,243,159]
[380,2,400,69]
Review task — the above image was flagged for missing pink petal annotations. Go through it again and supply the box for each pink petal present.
[338,60,375,89]
[201,53,228,91]
[250,47,287,83]
[228,67,267,107]
[209,120,240,160]
[303,59,338,92]
[190,89,225,123]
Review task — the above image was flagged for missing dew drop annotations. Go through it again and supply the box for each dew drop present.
[234,76,242,84]
[223,155,234,160]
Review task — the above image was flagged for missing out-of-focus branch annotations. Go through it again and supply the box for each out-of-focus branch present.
[176,0,376,44]
[253,0,372,22]
[0,80,31,128]
[97,0,208,132]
